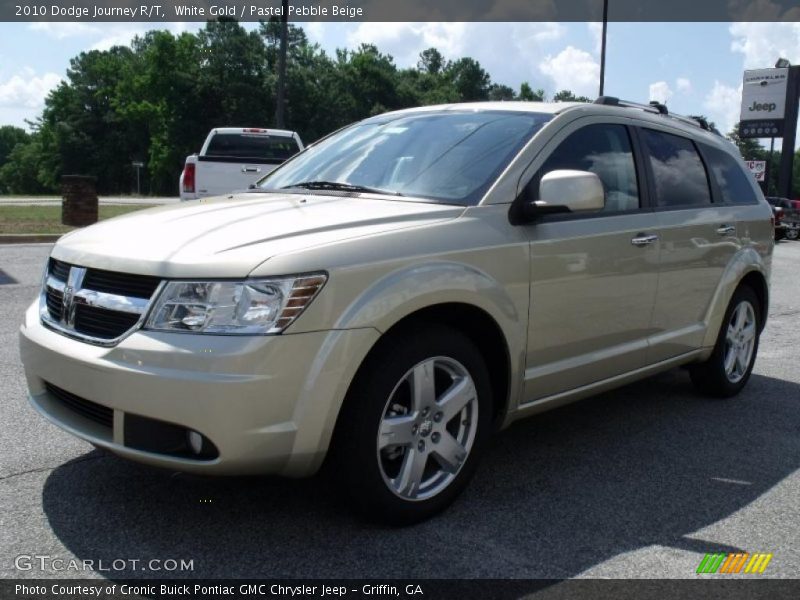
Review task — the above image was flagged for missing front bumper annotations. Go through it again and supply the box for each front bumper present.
[19,302,379,477]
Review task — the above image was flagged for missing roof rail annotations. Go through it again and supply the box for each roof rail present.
[594,96,721,135]
[594,96,665,115]
[687,115,721,134]
[648,101,668,115]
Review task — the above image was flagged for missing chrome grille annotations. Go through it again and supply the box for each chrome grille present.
[49,258,71,281]
[82,268,161,299]
[73,304,141,338]
[40,258,163,346]
[45,287,64,321]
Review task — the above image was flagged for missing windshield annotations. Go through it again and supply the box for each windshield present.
[258,110,552,205]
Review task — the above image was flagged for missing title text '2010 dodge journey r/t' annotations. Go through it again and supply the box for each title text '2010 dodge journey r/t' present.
[20,99,772,523]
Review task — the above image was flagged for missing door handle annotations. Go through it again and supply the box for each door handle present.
[716,224,736,236]
[242,167,261,173]
[631,234,659,247]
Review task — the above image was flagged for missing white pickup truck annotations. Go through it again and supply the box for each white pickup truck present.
[179,128,303,200]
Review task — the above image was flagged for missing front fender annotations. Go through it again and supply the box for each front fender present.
[332,260,522,333]
[284,261,528,474]
[335,259,528,417]
[282,326,381,477]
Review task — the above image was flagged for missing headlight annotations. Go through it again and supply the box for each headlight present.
[145,273,326,335]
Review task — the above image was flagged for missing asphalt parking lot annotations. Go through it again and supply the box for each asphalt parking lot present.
[1,242,798,581]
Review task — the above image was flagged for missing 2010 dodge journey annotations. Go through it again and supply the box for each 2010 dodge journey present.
[19,98,773,523]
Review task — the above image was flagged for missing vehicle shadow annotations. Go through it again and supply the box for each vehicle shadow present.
[40,369,799,579]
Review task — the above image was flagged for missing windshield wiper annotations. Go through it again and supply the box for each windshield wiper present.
[280,180,404,196]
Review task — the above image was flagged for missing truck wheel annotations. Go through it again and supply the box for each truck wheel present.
[690,286,761,398]
[333,325,492,524]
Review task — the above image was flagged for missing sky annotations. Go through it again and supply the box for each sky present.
[1,21,800,146]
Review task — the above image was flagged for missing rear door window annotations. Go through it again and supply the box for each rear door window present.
[640,129,712,208]
[702,145,760,205]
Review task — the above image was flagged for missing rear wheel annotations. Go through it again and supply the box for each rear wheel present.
[331,325,492,524]
[786,227,799,241]
[690,286,761,398]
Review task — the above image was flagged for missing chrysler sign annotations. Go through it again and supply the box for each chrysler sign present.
[739,68,789,138]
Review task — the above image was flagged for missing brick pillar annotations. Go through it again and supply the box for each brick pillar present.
[61,175,99,226]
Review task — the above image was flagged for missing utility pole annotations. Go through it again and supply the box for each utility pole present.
[275,0,289,129]
[777,64,800,199]
[768,137,775,196]
[598,0,609,96]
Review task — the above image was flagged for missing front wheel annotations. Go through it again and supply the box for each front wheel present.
[331,325,492,524]
[690,286,761,398]
[786,227,799,241]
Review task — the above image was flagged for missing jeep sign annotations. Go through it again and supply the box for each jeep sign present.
[739,68,789,138]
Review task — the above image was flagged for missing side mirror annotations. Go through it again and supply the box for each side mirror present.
[538,170,605,213]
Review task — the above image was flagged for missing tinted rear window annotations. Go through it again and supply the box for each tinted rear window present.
[205,134,300,161]
[703,145,759,205]
[640,129,711,208]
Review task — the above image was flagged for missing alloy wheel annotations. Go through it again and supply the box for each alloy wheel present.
[723,300,756,384]
[376,357,478,501]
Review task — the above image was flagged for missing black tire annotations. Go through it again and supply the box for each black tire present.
[786,227,799,241]
[689,285,761,398]
[330,324,493,524]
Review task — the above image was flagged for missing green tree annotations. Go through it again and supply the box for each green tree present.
[283,42,344,141]
[196,19,272,129]
[0,133,49,194]
[488,84,515,101]
[122,30,205,194]
[332,44,405,122]
[259,17,309,71]
[35,46,138,193]
[0,125,29,167]
[445,57,490,101]
[417,48,444,75]
[553,89,592,103]
[519,82,545,101]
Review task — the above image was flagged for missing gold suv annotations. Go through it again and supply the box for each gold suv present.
[19,99,773,523]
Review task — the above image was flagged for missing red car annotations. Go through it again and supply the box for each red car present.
[767,197,798,241]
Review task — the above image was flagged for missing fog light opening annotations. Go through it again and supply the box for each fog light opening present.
[187,430,204,455]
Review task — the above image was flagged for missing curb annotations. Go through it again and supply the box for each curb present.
[0,234,62,244]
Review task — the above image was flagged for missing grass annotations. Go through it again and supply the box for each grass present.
[0,205,155,234]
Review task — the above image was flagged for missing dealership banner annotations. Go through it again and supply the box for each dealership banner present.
[4,579,800,600]
[4,0,800,22]
[739,68,790,139]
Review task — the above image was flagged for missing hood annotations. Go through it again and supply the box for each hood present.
[51,193,464,277]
